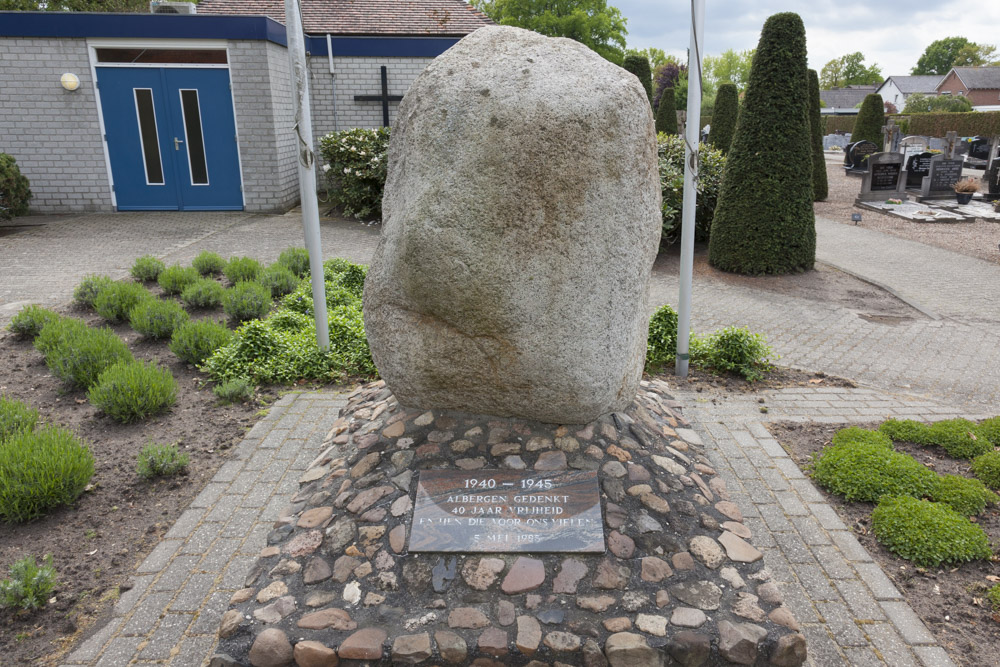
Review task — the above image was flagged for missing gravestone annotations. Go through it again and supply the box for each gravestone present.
[843,140,878,175]
[985,164,1000,201]
[856,152,906,202]
[906,151,934,188]
[920,155,964,199]
[364,25,661,424]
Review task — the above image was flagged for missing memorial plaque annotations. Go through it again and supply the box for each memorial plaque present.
[928,159,963,192]
[906,151,933,188]
[409,470,604,553]
[870,162,901,191]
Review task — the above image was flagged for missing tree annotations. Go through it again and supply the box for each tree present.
[808,70,828,201]
[652,61,685,109]
[655,87,677,135]
[912,37,972,74]
[954,43,1000,67]
[473,0,629,64]
[622,53,653,105]
[710,83,738,154]
[704,49,755,92]
[631,47,669,71]
[852,94,884,147]
[819,52,882,89]
[708,12,815,275]
[902,93,973,114]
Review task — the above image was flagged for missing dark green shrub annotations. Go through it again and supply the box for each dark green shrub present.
[810,439,938,502]
[881,418,994,459]
[694,326,775,382]
[192,250,225,276]
[260,265,299,298]
[87,360,177,423]
[623,53,653,105]
[223,256,263,285]
[130,255,165,283]
[129,298,189,339]
[645,304,678,371]
[808,69,828,201]
[0,426,94,522]
[136,442,189,479]
[0,396,37,442]
[655,87,677,134]
[213,377,254,404]
[852,94,885,147]
[157,264,200,296]
[831,426,892,449]
[38,322,133,389]
[181,278,225,309]
[971,451,1000,489]
[223,281,272,321]
[7,305,60,339]
[708,12,815,275]
[169,319,233,365]
[710,83,738,155]
[277,247,311,278]
[878,418,926,443]
[975,416,1000,446]
[0,554,57,610]
[930,474,997,517]
[658,135,726,245]
[871,495,991,567]
[0,153,32,220]
[93,281,152,323]
[317,127,390,220]
[73,274,114,308]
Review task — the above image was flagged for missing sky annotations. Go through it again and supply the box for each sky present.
[616,1,1000,79]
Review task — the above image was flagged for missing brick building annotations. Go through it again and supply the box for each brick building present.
[935,66,1000,112]
[0,2,489,214]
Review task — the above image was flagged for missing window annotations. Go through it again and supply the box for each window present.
[133,89,164,185]
[96,48,227,64]
[179,89,209,185]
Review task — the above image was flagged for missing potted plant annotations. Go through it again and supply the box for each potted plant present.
[954,177,979,205]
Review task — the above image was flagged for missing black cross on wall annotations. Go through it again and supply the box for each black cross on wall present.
[354,65,404,127]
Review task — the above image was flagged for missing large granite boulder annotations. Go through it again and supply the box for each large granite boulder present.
[363,25,661,424]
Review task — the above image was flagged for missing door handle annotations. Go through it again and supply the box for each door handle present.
[174,137,184,151]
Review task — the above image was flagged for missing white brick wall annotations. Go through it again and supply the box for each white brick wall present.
[0,37,112,213]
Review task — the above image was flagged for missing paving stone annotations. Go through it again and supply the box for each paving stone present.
[816,600,869,647]
[881,600,937,644]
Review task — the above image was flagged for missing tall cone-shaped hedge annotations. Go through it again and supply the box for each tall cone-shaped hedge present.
[656,87,677,134]
[708,12,815,275]
[808,70,828,201]
[710,83,738,154]
[623,54,653,106]
[852,93,885,148]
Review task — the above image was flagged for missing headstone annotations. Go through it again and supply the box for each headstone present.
[363,25,661,424]
[843,140,878,174]
[985,164,1000,201]
[920,155,964,199]
[856,152,906,202]
[905,151,934,188]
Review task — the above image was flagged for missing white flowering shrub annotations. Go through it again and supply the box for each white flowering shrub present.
[318,127,390,220]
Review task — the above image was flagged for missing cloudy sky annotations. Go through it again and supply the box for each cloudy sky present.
[616,1,1000,78]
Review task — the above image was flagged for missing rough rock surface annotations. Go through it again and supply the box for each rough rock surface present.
[363,25,661,424]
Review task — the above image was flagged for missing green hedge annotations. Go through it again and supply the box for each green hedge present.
[823,116,856,135]
[905,111,1000,137]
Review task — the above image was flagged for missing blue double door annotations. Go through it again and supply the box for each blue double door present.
[97,67,243,210]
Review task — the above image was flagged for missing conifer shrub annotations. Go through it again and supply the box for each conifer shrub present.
[93,281,152,323]
[0,153,32,220]
[260,265,299,298]
[971,451,1000,489]
[645,304,679,371]
[37,320,133,389]
[128,298,189,339]
[708,12,815,275]
[213,378,254,404]
[157,265,200,296]
[623,53,653,105]
[88,360,177,423]
[808,69,828,201]
[694,326,775,382]
[7,305,60,339]
[181,278,225,309]
[223,256,263,285]
[223,281,272,322]
[192,250,226,276]
[710,83,738,155]
[169,319,233,365]
[130,255,165,283]
[136,442,189,480]
[277,247,311,278]
[929,474,997,517]
[0,554,57,610]
[810,438,938,502]
[871,495,991,567]
[0,396,38,442]
[655,87,677,134]
[73,274,115,308]
[852,93,885,148]
[0,426,94,522]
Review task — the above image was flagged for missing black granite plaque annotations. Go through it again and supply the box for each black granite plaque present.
[928,159,963,192]
[409,470,604,553]
[870,162,901,191]
[906,152,933,188]
[845,140,878,172]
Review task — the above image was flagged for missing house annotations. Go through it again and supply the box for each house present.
[874,75,942,112]
[0,1,490,214]
[818,84,880,116]
[936,67,1000,111]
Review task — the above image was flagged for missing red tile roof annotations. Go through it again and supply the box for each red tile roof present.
[197,0,492,36]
